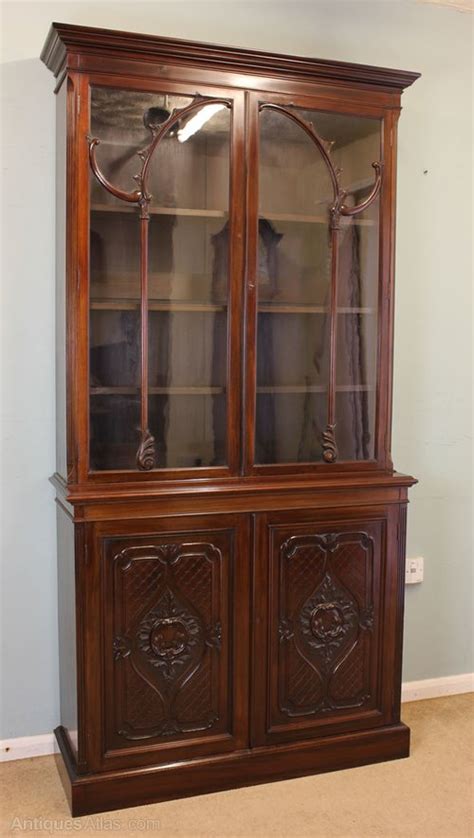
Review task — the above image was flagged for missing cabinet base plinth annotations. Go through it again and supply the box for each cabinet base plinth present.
[55,723,410,817]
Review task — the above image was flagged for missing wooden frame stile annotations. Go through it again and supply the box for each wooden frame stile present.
[243,91,259,477]
[72,72,92,486]
[81,519,103,774]
[378,107,401,472]
[378,502,404,724]
[73,518,88,775]
[392,502,409,719]
[42,23,419,817]
[62,71,84,485]
[226,88,246,477]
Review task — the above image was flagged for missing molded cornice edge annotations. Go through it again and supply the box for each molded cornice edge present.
[41,22,421,91]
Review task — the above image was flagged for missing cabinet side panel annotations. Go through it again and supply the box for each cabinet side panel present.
[57,504,78,756]
[55,82,67,479]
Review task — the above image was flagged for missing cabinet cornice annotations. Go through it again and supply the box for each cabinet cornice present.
[41,22,420,92]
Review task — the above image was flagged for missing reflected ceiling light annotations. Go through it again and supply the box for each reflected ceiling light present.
[177,103,226,143]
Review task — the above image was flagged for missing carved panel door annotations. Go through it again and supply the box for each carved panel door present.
[253,510,388,745]
[101,514,249,768]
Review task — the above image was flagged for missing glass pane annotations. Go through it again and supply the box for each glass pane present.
[256,107,332,463]
[89,87,159,470]
[336,122,380,460]
[89,87,231,470]
[255,106,381,464]
[147,103,230,468]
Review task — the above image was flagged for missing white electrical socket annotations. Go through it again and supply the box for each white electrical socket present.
[405,557,424,584]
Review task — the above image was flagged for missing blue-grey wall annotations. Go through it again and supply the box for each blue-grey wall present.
[1,0,472,738]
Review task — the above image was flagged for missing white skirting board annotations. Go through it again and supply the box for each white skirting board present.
[1,674,473,763]
[400,671,474,703]
[0,733,58,763]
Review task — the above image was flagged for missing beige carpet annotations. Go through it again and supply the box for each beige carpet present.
[1,694,473,838]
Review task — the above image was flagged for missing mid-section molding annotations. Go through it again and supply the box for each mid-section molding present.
[51,474,417,523]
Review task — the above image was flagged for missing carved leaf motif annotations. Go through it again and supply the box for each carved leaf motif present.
[136,428,155,470]
[279,617,294,643]
[205,622,222,649]
[322,423,338,463]
[359,607,374,630]
[113,636,131,660]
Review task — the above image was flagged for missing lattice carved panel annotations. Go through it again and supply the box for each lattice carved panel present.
[276,530,376,719]
[110,540,225,743]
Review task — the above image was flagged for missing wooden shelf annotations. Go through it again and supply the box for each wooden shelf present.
[337,384,374,393]
[90,205,374,225]
[257,384,374,394]
[258,305,375,314]
[257,384,325,394]
[91,203,228,219]
[262,211,375,227]
[337,307,375,315]
[91,271,211,284]
[91,300,227,313]
[150,386,224,395]
[90,300,374,315]
[91,386,225,396]
[90,384,372,396]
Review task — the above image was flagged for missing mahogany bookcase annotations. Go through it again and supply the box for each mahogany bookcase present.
[41,22,419,816]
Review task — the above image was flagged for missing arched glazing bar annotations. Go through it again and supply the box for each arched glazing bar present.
[88,95,232,470]
[259,103,382,462]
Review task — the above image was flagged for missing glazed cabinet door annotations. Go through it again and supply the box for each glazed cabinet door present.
[91,514,249,770]
[85,82,245,478]
[245,92,386,472]
[252,507,400,746]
